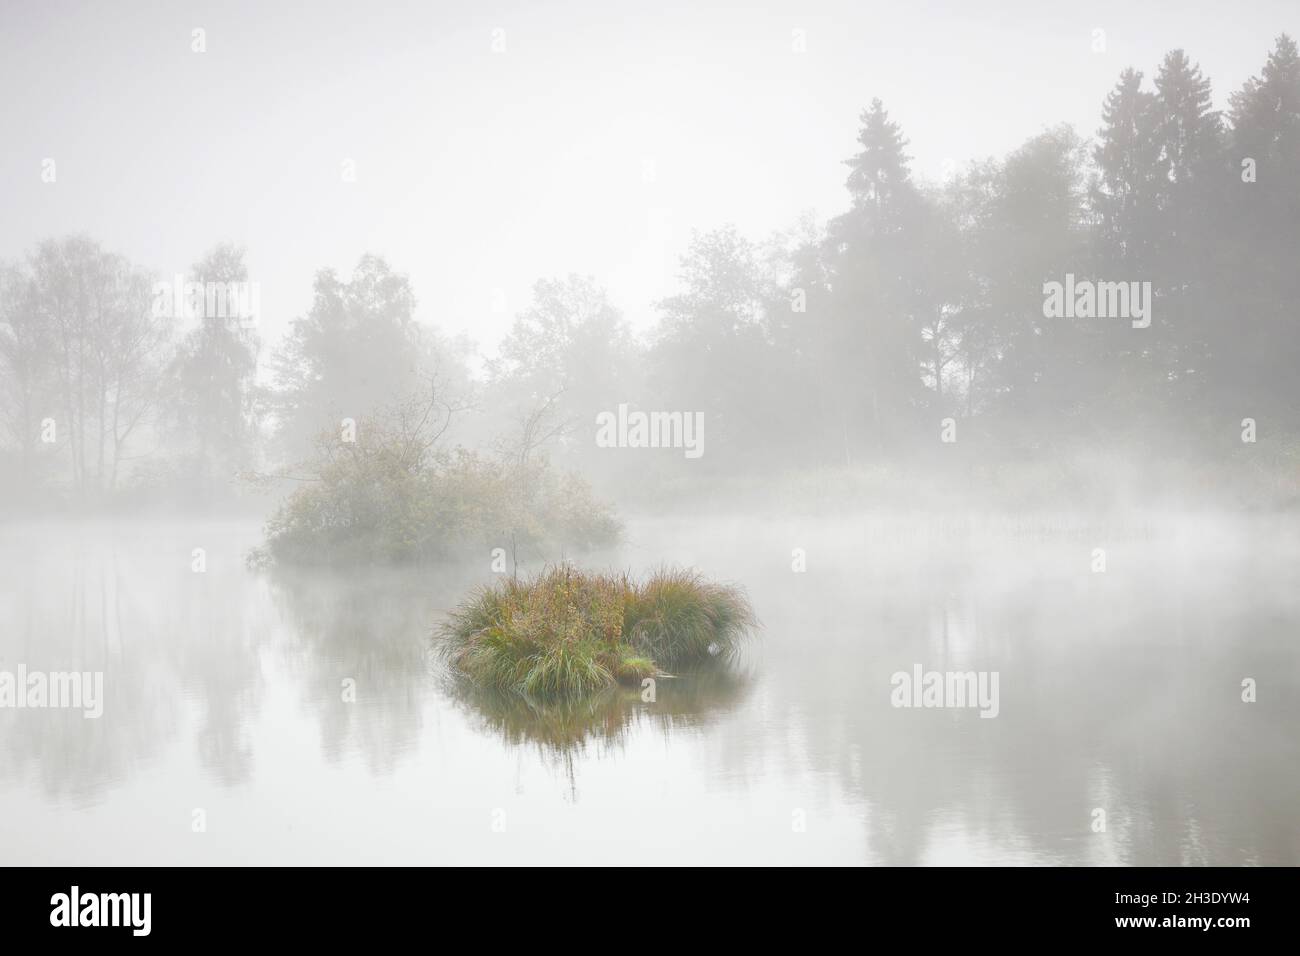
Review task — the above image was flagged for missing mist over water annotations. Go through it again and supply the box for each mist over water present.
[2,2,1299,869]
[2,511,1295,865]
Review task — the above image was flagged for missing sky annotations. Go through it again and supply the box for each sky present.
[2,0,1295,359]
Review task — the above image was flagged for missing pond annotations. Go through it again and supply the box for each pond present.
[1,512,1296,864]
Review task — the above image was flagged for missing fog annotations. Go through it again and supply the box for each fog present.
[3,514,1297,864]
[1,2,1297,866]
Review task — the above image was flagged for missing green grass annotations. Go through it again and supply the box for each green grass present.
[439,564,757,700]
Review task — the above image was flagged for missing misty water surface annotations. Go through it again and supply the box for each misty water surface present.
[1,513,1297,865]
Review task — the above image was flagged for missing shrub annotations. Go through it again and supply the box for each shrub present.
[258,416,620,566]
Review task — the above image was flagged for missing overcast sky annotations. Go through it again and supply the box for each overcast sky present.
[2,0,1295,358]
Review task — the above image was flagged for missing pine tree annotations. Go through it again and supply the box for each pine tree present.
[1228,33,1300,176]
[829,100,931,452]
[1152,50,1222,190]
[844,98,916,224]
[1092,68,1160,265]
[1220,35,1300,413]
[1148,51,1224,405]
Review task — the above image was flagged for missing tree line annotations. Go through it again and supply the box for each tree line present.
[2,36,1297,508]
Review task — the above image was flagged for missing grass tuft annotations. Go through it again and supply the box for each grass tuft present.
[624,567,758,667]
[439,563,756,699]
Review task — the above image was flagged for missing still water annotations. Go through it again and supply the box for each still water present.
[1,513,1297,865]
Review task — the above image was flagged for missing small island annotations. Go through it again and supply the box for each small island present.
[439,565,757,699]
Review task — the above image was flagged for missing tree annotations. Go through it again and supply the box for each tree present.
[649,226,780,467]
[826,99,932,455]
[271,255,463,462]
[9,237,169,500]
[1222,35,1300,413]
[1148,51,1225,404]
[844,98,916,219]
[1230,34,1300,177]
[959,127,1093,437]
[487,274,638,477]
[167,244,261,497]
[1152,51,1223,192]
[0,262,56,498]
[1092,68,1162,268]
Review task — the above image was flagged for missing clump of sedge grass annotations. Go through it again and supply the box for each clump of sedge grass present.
[440,564,756,700]
[623,567,758,667]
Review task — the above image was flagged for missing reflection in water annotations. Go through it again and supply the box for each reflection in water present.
[0,529,184,803]
[1,514,1297,864]
[679,512,1300,865]
[445,662,752,796]
[265,566,443,775]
